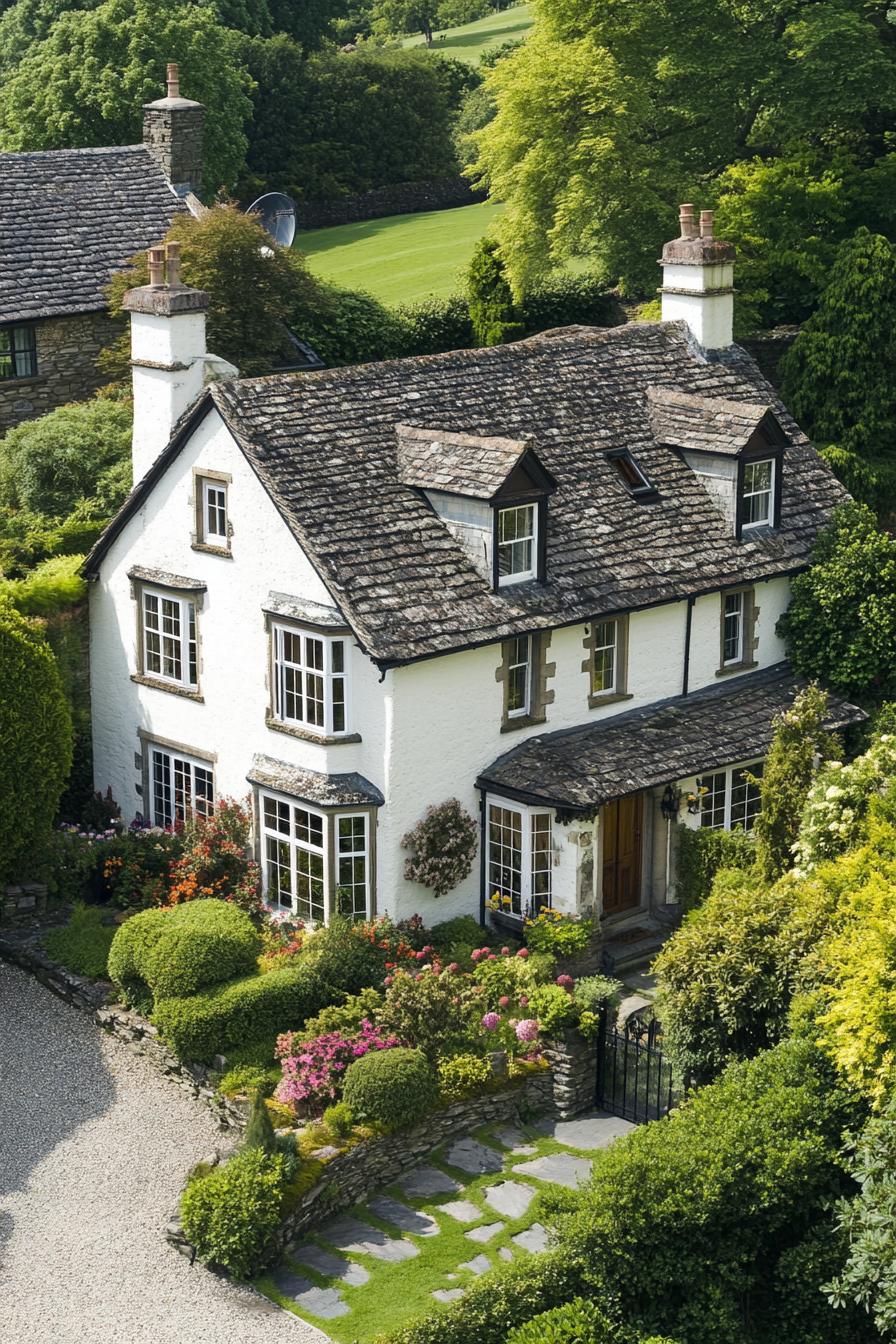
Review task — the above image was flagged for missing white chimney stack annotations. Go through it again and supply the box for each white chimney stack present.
[122,242,212,483]
[660,204,735,349]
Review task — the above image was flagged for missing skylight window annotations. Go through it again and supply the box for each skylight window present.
[607,449,655,498]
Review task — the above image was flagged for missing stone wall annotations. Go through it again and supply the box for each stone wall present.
[166,1072,554,1267]
[295,176,485,231]
[3,883,50,926]
[0,311,123,434]
[543,1028,597,1119]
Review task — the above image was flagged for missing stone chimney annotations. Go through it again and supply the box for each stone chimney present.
[660,205,735,350]
[122,243,211,482]
[143,62,203,196]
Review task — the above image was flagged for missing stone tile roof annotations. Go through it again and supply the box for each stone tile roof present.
[0,145,184,323]
[204,322,846,665]
[396,423,533,499]
[647,386,777,456]
[246,754,385,808]
[476,664,865,817]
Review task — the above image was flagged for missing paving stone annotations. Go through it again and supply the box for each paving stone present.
[499,1247,514,1262]
[438,1199,482,1223]
[459,1253,492,1276]
[368,1195,440,1237]
[395,1164,461,1198]
[491,1125,537,1155]
[433,1288,464,1303]
[541,1113,636,1150]
[513,1153,593,1190]
[443,1137,504,1174]
[482,1180,536,1218]
[289,1243,370,1286]
[318,1214,419,1262]
[512,1223,550,1254]
[270,1267,349,1318]
[465,1221,504,1243]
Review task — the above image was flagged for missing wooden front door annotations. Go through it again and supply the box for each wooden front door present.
[602,794,643,915]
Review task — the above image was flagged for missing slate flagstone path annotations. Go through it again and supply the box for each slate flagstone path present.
[259,1110,634,1340]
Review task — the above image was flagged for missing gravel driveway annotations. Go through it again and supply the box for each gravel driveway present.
[0,961,328,1344]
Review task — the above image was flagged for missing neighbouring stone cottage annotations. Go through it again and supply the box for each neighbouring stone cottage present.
[0,64,201,433]
[83,205,862,954]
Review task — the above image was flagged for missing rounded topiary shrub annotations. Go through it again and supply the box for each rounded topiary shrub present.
[107,899,261,1013]
[505,1298,614,1344]
[180,1147,285,1279]
[342,1046,437,1131]
[0,601,72,884]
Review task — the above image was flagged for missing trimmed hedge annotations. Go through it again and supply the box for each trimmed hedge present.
[108,900,261,1014]
[154,962,327,1062]
[342,1046,437,1131]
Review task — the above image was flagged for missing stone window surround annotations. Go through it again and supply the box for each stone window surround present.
[251,785,378,922]
[717,584,758,676]
[495,630,555,733]
[191,467,233,558]
[129,569,205,702]
[264,610,361,745]
[581,614,632,709]
[135,729,216,821]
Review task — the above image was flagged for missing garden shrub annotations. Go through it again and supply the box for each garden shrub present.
[527,983,579,1036]
[275,1019,401,1111]
[323,1101,354,1140]
[395,294,473,355]
[0,553,87,617]
[429,914,485,954]
[794,733,896,872]
[180,1148,285,1279]
[303,283,408,367]
[302,916,390,996]
[524,909,595,958]
[102,826,185,908]
[437,1052,492,1101]
[401,798,479,897]
[505,1298,615,1344]
[295,987,385,1042]
[218,1061,279,1100]
[752,684,833,882]
[573,976,622,1037]
[0,396,132,519]
[378,964,481,1062]
[166,799,261,911]
[43,903,115,979]
[518,274,620,337]
[673,823,755,912]
[827,1097,896,1337]
[342,1046,437,1131]
[0,601,72,883]
[467,237,524,346]
[107,899,261,1012]
[243,1090,278,1154]
[153,961,327,1062]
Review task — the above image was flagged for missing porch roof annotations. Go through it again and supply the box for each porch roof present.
[475,664,864,819]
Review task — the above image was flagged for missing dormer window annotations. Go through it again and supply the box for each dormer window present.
[740,458,774,531]
[497,504,537,585]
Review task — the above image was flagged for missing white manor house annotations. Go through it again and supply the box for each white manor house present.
[84,207,860,944]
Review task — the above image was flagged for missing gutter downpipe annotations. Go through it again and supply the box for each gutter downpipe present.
[681,595,696,698]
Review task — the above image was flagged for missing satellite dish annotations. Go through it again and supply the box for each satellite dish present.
[246,192,297,249]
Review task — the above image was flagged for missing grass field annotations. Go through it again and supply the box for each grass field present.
[296,200,504,307]
[403,3,534,65]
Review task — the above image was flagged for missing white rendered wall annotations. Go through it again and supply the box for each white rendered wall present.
[661,262,734,350]
[130,311,208,483]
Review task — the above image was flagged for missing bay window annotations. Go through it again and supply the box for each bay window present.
[259,790,371,923]
[487,798,552,917]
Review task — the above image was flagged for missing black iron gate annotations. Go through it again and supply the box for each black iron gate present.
[595,1007,680,1124]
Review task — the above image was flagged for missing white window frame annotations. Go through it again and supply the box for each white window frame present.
[334,813,371,921]
[258,790,371,924]
[741,458,775,531]
[591,618,619,695]
[201,479,228,545]
[722,591,745,667]
[700,760,763,832]
[487,796,552,918]
[141,587,198,689]
[148,745,214,829]
[272,624,350,737]
[506,635,532,718]
[497,504,537,586]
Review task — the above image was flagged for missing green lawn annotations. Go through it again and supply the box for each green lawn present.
[402,3,534,65]
[296,200,504,307]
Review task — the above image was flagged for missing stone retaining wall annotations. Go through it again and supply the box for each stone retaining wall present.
[544,1028,597,1119]
[3,883,50,926]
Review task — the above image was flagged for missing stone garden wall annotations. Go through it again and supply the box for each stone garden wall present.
[295,176,484,230]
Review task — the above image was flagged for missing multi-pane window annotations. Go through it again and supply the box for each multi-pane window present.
[0,325,37,380]
[142,589,197,688]
[741,459,774,530]
[591,619,619,695]
[700,761,763,832]
[150,746,213,828]
[487,800,552,916]
[497,504,536,585]
[506,635,531,718]
[273,625,348,736]
[259,793,370,923]
[202,480,228,544]
[722,591,744,666]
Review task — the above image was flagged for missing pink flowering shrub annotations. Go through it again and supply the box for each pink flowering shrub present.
[401,799,478,897]
[516,1018,540,1043]
[481,1011,501,1031]
[275,1019,401,1111]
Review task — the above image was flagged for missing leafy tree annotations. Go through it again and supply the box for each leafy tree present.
[467,236,523,344]
[0,600,73,883]
[779,503,896,707]
[102,203,329,380]
[372,0,441,44]
[781,228,896,462]
[0,0,253,193]
[828,1099,896,1337]
[0,0,99,73]
[0,397,132,520]
[752,684,833,883]
[266,0,349,49]
[473,0,896,299]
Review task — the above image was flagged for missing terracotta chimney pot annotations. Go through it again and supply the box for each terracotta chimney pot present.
[679,203,697,240]
[147,246,166,288]
[700,210,714,239]
[167,62,180,99]
[166,241,183,287]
